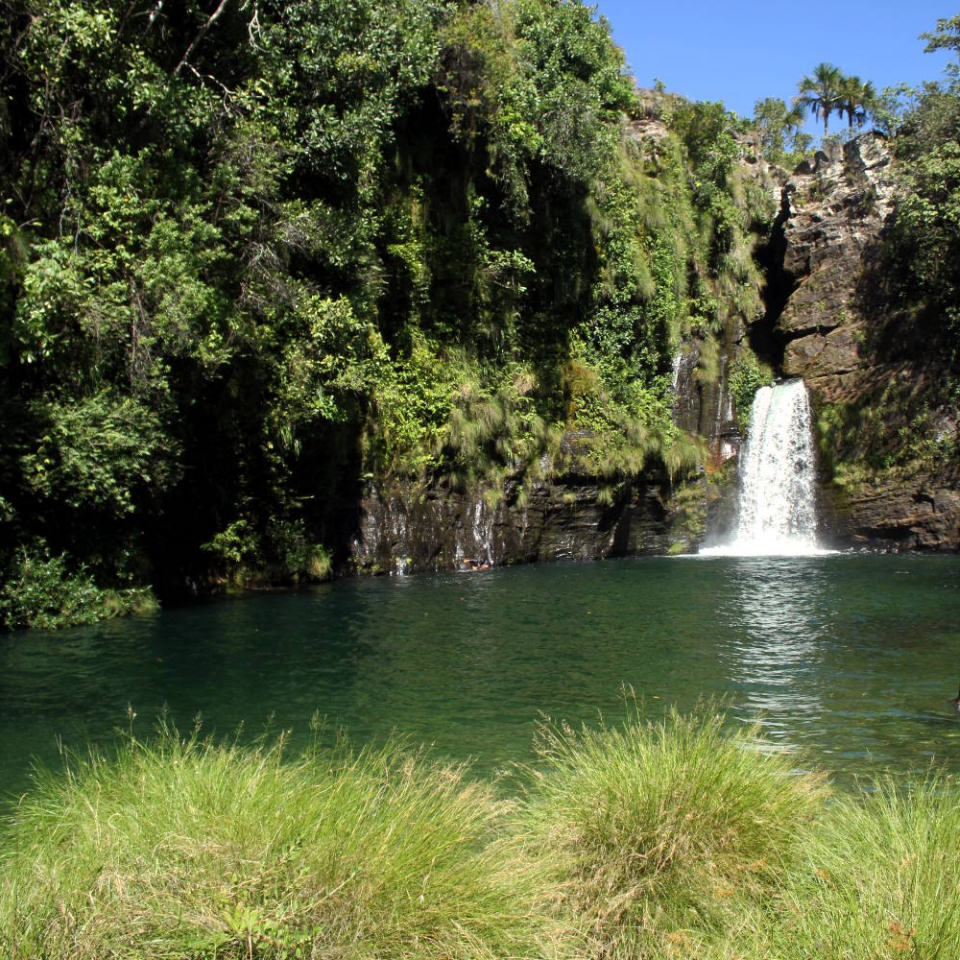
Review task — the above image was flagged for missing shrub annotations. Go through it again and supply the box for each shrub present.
[0,545,154,631]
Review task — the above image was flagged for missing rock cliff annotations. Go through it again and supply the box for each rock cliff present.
[773,135,895,400]
[351,471,675,575]
[758,134,960,551]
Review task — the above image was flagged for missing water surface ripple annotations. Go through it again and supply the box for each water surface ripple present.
[2,554,959,800]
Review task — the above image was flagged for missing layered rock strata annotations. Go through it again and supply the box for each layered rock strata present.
[351,472,675,574]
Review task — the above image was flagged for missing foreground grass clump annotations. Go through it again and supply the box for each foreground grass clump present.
[744,773,960,959]
[7,708,960,959]
[0,724,536,959]
[515,706,825,958]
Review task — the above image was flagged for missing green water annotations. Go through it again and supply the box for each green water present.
[2,554,960,801]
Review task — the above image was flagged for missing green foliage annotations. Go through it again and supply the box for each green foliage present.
[668,100,771,326]
[269,519,333,583]
[667,479,708,554]
[729,350,773,429]
[796,62,845,134]
[892,141,960,319]
[870,82,922,136]
[0,547,103,631]
[751,97,812,168]
[20,392,177,517]
[274,295,390,432]
[816,374,958,493]
[366,341,462,476]
[202,518,258,567]
[794,63,877,140]
[0,0,779,620]
[885,90,960,356]
[0,545,156,631]
[837,75,878,130]
[202,518,332,587]
[435,366,559,489]
[863,19,960,371]
[921,13,960,82]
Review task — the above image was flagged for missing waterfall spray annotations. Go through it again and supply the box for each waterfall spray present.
[701,379,830,556]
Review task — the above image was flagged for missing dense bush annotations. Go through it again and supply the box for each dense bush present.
[0,545,156,631]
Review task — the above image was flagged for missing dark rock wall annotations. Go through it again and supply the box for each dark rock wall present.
[350,473,675,574]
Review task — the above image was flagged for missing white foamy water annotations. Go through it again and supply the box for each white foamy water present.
[700,379,834,557]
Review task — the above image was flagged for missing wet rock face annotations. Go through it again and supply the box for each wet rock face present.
[827,472,960,553]
[350,473,675,575]
[766,133,960,552]
[774,134,895,402]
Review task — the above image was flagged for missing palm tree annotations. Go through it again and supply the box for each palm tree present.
[838,76,877,129]
[796,62,843,134]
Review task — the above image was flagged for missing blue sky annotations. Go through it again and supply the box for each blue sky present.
[592,0,956,131]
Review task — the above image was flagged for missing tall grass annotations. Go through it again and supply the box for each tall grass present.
[0,722,539,959]
[5,709,960,959]
[513,705,825,958]
[741,773,960,959]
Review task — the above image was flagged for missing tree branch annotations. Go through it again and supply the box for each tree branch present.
[173,0,230,77]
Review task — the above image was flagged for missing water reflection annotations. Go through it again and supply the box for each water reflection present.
[722,558,836,720]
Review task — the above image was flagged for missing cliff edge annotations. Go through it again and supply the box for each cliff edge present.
[759,134,960,551]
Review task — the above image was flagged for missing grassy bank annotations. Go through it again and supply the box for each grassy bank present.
[2,708,959,958]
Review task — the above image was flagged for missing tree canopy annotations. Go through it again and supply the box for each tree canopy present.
[0,0,774,628]
[795,63,877,135]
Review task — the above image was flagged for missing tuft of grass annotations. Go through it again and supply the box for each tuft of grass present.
[8,707,960,959]
[514,703,825,958]
[0,721,539,959]
[743,773,960,958]
[102,587,160,619]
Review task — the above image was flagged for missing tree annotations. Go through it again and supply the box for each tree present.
[921,14,960,84]
[837,75,877,129]
[752,97,810,166]
[796,62,844,134]
[875,14,960,363]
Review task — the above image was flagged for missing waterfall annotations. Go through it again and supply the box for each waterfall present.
[701,379,830,557]
[471,500,495,564]
[454,498,495,569]
[671,351,683,390]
